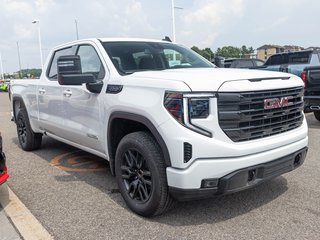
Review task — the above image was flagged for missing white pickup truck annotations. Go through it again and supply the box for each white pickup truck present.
[10,38,308,216]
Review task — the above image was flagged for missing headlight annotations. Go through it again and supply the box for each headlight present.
[163,92,184,124]
[164,92,215,137]
[189,98,210,119]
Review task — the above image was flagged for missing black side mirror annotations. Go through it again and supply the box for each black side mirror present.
[57,55,95,85]
[214,56,225,68]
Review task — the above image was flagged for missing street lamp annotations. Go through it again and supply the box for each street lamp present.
[171,0,183,42]
[75,19,79,40]
[16,42,22,78]
[32,19,44,69]
[0,52,4,80]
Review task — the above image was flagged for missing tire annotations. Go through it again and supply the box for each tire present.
[16,107,42,151]
[115,131,174,217]
[314,111,320,121]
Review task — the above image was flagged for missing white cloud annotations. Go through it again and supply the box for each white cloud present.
[35,0,55,13]
[179,0,245,47]
[1,0,33,16]
[256,16,289,33]
[14,23,33,40]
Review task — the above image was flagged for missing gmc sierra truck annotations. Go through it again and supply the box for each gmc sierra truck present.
[10,38,308,216]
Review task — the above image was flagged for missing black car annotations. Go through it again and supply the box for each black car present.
[0,132,8,185]
[213,57,265,68]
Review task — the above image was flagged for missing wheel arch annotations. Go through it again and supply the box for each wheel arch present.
[12,96,27,122]
[107,111,171,175]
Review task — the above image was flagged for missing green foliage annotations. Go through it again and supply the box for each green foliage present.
[216,46,241,58]
[191,45,255,60]
[191,46,214,60]
[4,69,42,79]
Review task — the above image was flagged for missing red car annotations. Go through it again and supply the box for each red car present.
[0,133,8,185]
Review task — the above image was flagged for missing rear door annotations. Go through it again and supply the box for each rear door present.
[38,47,73,137]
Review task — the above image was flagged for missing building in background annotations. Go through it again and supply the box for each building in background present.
[257,44,304,61]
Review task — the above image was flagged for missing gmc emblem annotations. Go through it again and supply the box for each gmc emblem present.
[264,96,293,109]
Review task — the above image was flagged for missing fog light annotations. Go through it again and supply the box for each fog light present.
[202,179,218,188]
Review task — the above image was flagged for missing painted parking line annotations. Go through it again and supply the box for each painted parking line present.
[50,150,108,172]
[0,185,53,240]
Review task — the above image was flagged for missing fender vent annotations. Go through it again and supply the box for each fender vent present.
[184,142,192,163]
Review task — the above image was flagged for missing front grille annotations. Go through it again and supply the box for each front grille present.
[218,87,304,142]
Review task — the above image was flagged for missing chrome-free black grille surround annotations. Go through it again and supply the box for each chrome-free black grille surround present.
[217,87,304,142]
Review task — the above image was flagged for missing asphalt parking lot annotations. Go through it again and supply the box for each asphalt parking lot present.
[0,92,320,240]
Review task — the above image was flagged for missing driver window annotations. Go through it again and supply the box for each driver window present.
[77,45,105,79]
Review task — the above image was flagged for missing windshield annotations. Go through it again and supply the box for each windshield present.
[102,41,214,74]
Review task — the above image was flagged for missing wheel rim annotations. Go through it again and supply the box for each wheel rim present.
[120,149,152,203]
[17,116,27,145]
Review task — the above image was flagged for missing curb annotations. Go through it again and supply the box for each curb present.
[0,185,53,240]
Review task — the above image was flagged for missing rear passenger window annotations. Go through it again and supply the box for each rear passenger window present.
[47,47,73,79]
[288,52,311,64]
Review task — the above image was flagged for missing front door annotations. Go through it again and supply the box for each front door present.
[59,44,106,153]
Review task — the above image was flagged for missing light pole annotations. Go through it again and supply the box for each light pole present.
[171,0,183,42]
[0,52,4,80]
[32,19,44,69]
[16,42,22,78]
[75,19,79,40]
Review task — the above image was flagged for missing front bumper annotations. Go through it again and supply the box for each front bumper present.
[169,147,307,201]
[304,96,320,112]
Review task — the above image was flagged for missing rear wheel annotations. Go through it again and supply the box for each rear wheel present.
[16,108,42,151]
[115,131,174,217]
[314,111,320,121]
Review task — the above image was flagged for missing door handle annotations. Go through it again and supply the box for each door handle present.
[63,89,72,97]
[38,88,46,95]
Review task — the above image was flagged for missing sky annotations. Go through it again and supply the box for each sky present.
[0,0,319,73]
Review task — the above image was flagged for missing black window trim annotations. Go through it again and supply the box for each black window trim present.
[46,46,77,81]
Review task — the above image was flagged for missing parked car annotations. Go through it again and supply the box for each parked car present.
[253,49,320,77]
[301,66,320,120]
[224,58,265,68]
[213,57,264,69]
[0,132,9,185]
[0,80,9,92]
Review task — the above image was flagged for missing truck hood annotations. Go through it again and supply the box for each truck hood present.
[129,68,302,91]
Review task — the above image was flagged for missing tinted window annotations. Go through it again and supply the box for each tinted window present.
[48,47,73,79]
[288,52,311,64]
[102,41,213,74]
[265,54,288,65]
[223,60,232,68]
[254,60,265,66]
[237,60,254,68]
[77,45,105,80]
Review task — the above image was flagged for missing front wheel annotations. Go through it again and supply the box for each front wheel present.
[115,131,174,217]
[314,111,320,121]
[16,108,42,151]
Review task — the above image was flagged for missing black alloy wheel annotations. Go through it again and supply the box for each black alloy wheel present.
[15,107,42,151]
[17,114,28,146]
[120,149,152,203]
[115,131,174,217]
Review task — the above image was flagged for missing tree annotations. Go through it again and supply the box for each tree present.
[191,46,214,60]
[215,46,241,58]
[214,45,255,58]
